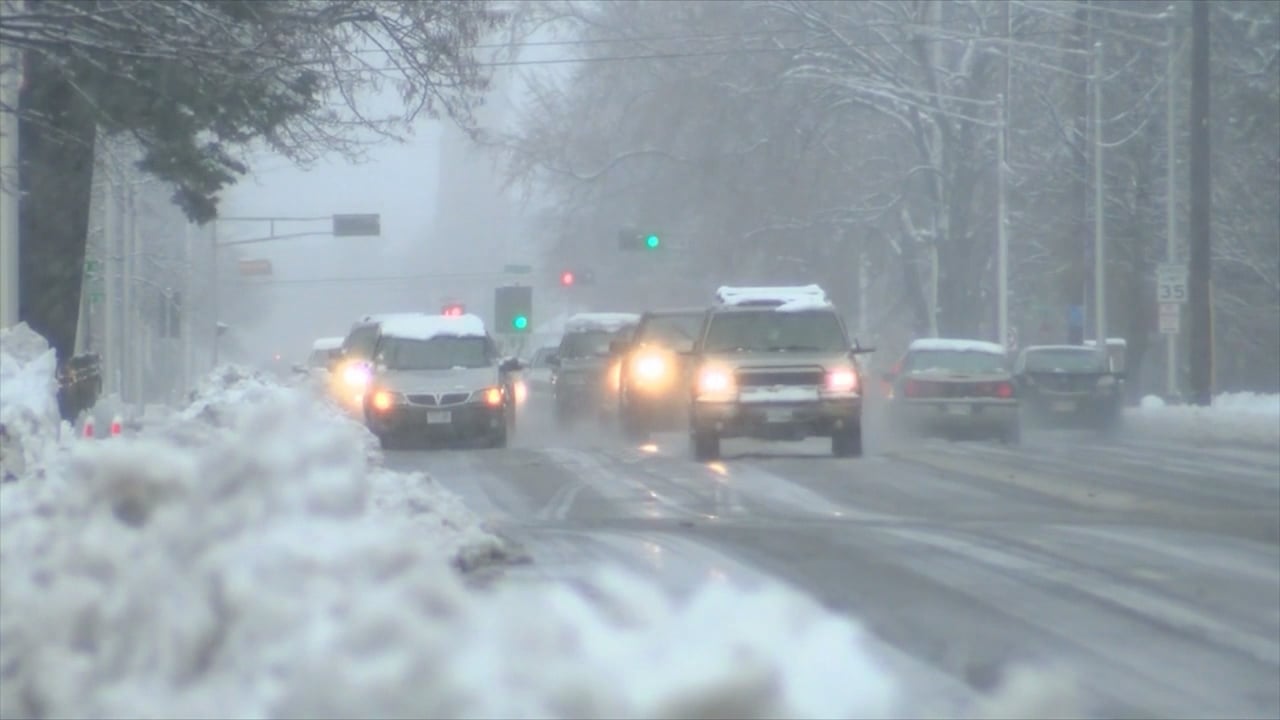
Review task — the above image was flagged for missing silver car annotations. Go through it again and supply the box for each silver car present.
[362,314,522,449]
[884,338,1021,444]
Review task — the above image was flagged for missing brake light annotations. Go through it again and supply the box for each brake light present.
[485,387,503,406]
[995,381,1014,399]
[371,390,395,412]
[825,369,858,393]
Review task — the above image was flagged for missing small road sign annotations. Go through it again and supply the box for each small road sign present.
[332,213,381,237]
[1156,263,1188,304]
[238,258,273,276]
[1158,302,1180,334]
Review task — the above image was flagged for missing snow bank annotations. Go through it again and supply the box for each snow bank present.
[0,323,65,484]
[0,354,901,719]
[1130,392,1280,447]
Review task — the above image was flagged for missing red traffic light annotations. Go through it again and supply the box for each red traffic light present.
[560,270,575,287]
[441,303,465,317]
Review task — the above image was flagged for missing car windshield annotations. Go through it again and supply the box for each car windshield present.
[560,331,615,358]
[378,336,490,370]
[1023,349,1107,373]
[702,310,847,353]
[905,350,1007,374]
[637,313,703,350]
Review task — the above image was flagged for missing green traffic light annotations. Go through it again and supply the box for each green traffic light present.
[513,315,529,330]
[645,234,660,249]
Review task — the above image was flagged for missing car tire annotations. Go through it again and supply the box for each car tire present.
[554,399,573,429]
[832,422,863,458]
[692,426,720,461]
[1001,421,1022,446]
[488,425,508,449]
[621,404,650,443]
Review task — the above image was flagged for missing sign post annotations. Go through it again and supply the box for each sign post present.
[1159,303,1180,335]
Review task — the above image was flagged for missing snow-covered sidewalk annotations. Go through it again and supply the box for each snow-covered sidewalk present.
[1128,393,1280,449]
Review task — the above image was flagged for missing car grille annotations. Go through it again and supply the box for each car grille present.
[1029,373,1098,392]
[736,368,825,387]
[406,392,471,406]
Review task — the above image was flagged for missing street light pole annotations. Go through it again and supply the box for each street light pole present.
[1092,34,1107,348]
[1165,11,1179,399]
[0,1,22,331]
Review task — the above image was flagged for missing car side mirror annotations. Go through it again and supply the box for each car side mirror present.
[500,358,523,373]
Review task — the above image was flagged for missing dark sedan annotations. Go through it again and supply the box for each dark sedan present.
[1013,345,1123,433]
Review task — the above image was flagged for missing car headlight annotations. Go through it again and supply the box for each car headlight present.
[696,365,736,399]
[369,389,403,412]
[632,352,671,387]
[473,386,505,407]
[341,362,372,389]
[824,368,858,393]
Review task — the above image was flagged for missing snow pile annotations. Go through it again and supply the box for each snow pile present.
[565,312,641,332]
[0,323,65,484]
[1131,392,1280,447]
[0,355,907,719]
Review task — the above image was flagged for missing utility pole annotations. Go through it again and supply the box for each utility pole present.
[1164,9,1180,399]
[1068,0,1090,345]
[0,2,21,330]
[996,0,1012,349]
[1187,0,1212,406]
[1092,30,1107,348]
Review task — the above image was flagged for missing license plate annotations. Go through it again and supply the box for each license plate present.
[426,411,452,424]
[1051,400,1077,412]
[946,404,971,416]
[765,409,793,423]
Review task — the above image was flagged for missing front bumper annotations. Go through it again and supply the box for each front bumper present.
[892,398,1018,435]
[366,401,505,440]
[692,395,861,440]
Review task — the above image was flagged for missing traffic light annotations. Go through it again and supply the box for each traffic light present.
[560,270,575,287]
[494,285,533,333]
[618,229,662,251]
[441,303,465,317]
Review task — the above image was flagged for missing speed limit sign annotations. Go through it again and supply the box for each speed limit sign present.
[1156,263,1187,304]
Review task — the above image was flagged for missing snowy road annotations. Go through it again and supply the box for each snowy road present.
[385,393,1280,719]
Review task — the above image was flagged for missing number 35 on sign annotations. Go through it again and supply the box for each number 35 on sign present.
[1156,264,1187,303]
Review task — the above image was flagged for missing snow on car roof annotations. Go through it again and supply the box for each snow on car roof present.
[311,336,345,351]
[1021,344,1103,354]
[908,338,1008,355]
[715,284,828,308]
[377,313,487,341]
[565,313,640,332]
